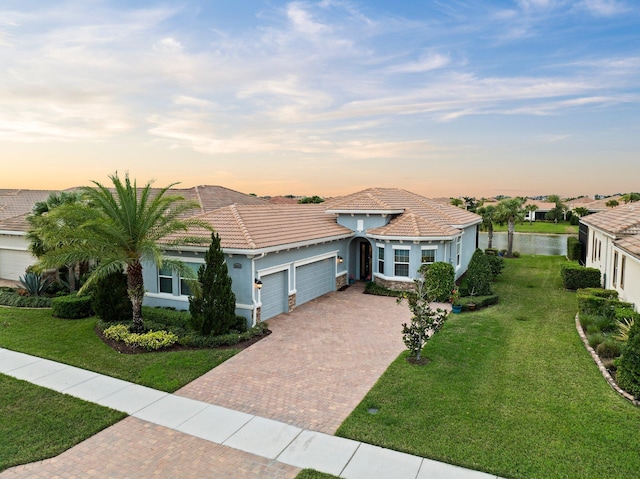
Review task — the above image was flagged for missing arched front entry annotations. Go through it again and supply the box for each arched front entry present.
[348,237,374,281]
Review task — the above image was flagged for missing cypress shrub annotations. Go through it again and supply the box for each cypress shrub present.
[52,294,93,319]
[560,263,601,290]
[566,237,582,261]
[189,232,237,336]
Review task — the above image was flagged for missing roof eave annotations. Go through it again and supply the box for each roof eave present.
[367,234,457,242]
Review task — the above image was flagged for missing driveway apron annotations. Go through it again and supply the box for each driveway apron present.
[176,282,413,434]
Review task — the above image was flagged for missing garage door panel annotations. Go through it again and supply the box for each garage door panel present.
[0,250,35,281]
[296,258,334,306]
[260,270,288,320]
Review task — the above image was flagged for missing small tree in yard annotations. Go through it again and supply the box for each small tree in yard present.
[399,265,449,363]
[189,232,237,336]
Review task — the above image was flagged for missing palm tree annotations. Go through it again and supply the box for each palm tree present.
[27,191,84,292]
[36,173,211,332]
[573,207,589,218]
[524,203,538,225]
[495,197,525,257]
[476,205,497,249]
[450,197,464,208]
[606,199,619,208]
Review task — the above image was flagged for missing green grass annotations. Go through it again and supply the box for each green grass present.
[491,221,577,234]
[336,256,640,479]
[0,374,125,472]
[295,470,340,479]
[0,310,238,392]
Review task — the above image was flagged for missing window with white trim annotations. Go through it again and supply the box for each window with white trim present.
[394,248,410,277]
[421,248,436,266]
[180,263,201,296]
[158,266,173,294]
[621,255,626,289]
[377,246,385,275]
[612,251,618,287]
[456,236,462,267]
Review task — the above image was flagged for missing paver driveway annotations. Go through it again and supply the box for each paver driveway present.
[176,282,415,434]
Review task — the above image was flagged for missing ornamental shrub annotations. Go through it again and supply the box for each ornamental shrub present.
[51,294,93,319]
[103,324,130,342]
[123,330,178,351]
[189,232,237,336]
[596,339,622,359]
[560,263,601,290]
[466,249,493,296]
[486,254,504,278]
[566,237,582,261]
[617,322,640,398]
[0,289,52,308]
[423,262,454,302]
[91,271,132,322]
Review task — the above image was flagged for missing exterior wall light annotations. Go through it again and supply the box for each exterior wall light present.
[337,256,344,264]
[254,279,263,289]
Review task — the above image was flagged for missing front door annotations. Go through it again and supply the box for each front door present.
[359,241,372,280]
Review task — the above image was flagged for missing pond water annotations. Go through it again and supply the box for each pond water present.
[478,232,575,256]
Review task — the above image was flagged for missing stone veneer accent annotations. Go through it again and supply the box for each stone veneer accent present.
[288,293,296,313]
[336,274,347,290]
[374,276,416,292]
[255,307,261,324]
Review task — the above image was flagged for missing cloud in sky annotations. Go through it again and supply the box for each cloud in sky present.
[0,0,639,197]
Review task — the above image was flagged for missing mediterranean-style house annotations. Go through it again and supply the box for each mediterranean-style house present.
[0,186,481,325]
[580,205,640,309]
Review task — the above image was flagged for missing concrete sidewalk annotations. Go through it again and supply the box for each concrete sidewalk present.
[0,348,501,479]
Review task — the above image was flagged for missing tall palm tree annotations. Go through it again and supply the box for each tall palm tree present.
[476,205,497,249]
[495,197,525,257]
[36,173,211,332]
[524,203,538,225]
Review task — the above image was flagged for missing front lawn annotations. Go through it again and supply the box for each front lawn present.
[0,374,125,472]
[336,256,640,479]
[0,309,238,392]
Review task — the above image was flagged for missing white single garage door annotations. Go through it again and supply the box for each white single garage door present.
[296,258,335,306]
[0,250,35,281]
[260,270,288,320]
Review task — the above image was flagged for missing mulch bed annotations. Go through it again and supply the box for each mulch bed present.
[95,326,271,354]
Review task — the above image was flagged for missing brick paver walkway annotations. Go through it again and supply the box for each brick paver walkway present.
[1,417,300,479]
[176,283,414,434]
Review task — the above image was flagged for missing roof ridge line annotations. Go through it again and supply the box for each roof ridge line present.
[193,185,205,213]
[229,205,256,249]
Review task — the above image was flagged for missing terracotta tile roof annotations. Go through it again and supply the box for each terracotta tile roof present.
[615,234,640,257]
[193,185,269,212]
[266,196,300,205]
[0,213,29,233]
[583,196,625,212]
[165,204,353,251]
[581,205,640,236]
[523,199,555,210]
[325,188,480,238]
[0,189,58,221]
[367,212,459,238]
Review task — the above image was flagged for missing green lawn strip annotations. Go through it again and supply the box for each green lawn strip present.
[491,222,577,234]
[0,374,125,472]
[336,256,640,479]
[0,309,238,392]
[294,470,340,479]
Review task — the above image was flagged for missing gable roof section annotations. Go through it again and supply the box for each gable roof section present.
[326,188,480,237]
[165,204,353,252]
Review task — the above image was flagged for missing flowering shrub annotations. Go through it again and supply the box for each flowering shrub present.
[103,324,130,342]
[102,324,178,351]
[124,330,178,351]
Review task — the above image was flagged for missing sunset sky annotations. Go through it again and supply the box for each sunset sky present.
[1,1,638,199]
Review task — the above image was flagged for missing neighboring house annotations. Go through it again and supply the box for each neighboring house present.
[146,188,481,325]
[0,189,59,282]
[0,186,269,282]
[581,205,640,309]
[523,199,555,222]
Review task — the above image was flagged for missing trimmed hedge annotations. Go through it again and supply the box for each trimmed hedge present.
[0,289,52,308]
[566,237,582,261]
[576,288,634,319]
[458,294,499,310]
[179,322,269,348]
[102,324,179,351]
[560,263,601,290]
[617,322,640,398]
[51,294,94,319]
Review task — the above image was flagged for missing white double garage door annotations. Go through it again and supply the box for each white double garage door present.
[0,249,35,281]
[259,257,335,321]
